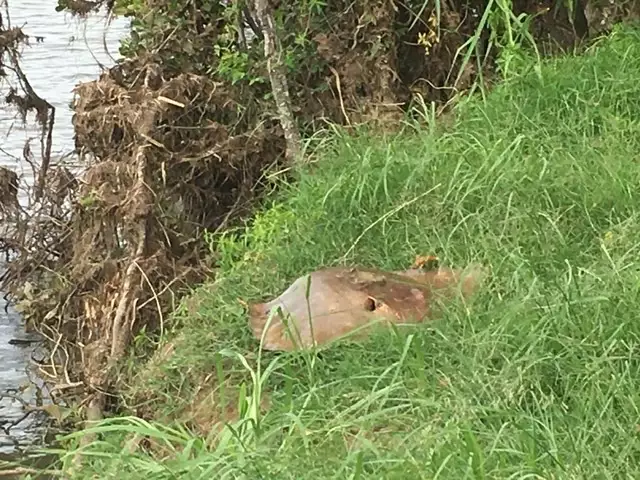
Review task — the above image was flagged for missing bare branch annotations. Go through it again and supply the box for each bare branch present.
[254,0,302,164]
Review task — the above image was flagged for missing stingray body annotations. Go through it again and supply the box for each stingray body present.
[248,262,486,351]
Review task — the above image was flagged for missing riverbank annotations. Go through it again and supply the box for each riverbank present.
[0,0,128,463]
[48,24,640,478]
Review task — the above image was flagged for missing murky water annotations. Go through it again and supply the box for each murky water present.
[0,1,128,454]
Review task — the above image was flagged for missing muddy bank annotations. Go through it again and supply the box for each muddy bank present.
[0,0,129,458]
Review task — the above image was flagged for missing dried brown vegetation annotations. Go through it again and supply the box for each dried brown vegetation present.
[1,4,286,427]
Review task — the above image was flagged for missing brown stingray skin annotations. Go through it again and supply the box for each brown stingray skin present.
[248,263,487,351]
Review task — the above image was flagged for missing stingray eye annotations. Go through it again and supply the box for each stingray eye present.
[412,254,439,270]
[413,254,439,270]
[364,297,376,311]
[424,256,439,270]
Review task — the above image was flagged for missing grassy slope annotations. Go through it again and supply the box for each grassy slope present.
[63,26,640,478]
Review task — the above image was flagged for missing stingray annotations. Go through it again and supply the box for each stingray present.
[248,257,487,351]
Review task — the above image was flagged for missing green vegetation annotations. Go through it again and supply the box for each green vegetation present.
[48,24,640,478]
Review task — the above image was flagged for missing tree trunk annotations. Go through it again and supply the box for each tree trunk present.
[254,0,303,164]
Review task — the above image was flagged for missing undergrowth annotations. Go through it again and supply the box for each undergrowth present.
[48,24,640,479]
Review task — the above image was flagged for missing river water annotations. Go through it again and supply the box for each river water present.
[0,1,128,454]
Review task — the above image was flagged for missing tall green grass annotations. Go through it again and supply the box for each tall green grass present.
[51,25,640,479]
